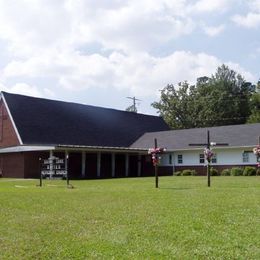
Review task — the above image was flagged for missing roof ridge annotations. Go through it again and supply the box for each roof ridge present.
[1,91,157,118]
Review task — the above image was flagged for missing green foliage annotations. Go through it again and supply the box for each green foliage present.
[174,171,182,176]
[210,168,219,176]
[152,65,256,129]
[231,167,244,176]
[152,81,197,129]
[181,169,197,176]
[243,166,257,176]
[257,168,260,176]
[221,169,231,176]
[0,177,259,259]
[247,87,260,123]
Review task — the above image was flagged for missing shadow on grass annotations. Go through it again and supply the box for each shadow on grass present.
[159,187,193,190]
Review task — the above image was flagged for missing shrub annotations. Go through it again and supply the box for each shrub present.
[191,170,197,176]
[174,171,182,176]
[231,167,243,176]
[257,168,260,176]
[181,169,193,176]
[243,166,256,176]
[210,168,219,176]
[221,169,231,176]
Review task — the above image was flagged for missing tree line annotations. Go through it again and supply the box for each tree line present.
[152,65,260,129]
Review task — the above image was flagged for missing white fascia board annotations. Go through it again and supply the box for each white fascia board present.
[55,145,148,154]
[1,93,23,145]
[0,145,55,153]
[165,146,255,152]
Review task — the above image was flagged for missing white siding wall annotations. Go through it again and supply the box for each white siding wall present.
[160,148,257,166]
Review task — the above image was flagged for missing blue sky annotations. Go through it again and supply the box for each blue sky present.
[0,0,259,115]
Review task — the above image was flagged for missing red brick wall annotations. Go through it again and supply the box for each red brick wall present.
[24,151,49,178]
[0,100,20,148]
[0,153,24,178]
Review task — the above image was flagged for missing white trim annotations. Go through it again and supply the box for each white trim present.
[56,144,147,153]
[1,93,23,145]
[0,145,55,153]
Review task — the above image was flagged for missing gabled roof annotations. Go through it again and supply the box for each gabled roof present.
[131,123,260,150]
[2,92,169,147]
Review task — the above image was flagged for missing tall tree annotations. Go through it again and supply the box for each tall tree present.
[152,65,255,129]
[247,81,260,123]
[152,81,197,129]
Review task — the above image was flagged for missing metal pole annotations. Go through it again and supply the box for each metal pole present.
[154,138,158,188]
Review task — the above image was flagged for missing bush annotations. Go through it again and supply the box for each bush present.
[257,168,260,176]
[221,169,231,176]
[243,166,256,176]
[191,170,197,176]
[210,168,219,176]
[181,169,193,176]
[231,167,243,176]
[174,171,182,176]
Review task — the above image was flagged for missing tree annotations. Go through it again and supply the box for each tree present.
[151,81,197,129]
[152,65,256,129]
[247,81,260,123]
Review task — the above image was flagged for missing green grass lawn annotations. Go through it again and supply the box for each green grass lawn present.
[0,176,259,259]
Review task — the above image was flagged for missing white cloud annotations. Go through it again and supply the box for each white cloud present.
[203,24,226,36]
[3,49,254,97]
[232,0,260,28]
[0,0,257,112]
[249,0,260,12]
[232,13,260,28]
[191,0,234,13]
[0,81,55,98]
[0,82,42,97]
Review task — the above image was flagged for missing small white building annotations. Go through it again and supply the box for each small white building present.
[131,123,260,175]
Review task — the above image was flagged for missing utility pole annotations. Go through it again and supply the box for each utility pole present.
[126,96,141,113]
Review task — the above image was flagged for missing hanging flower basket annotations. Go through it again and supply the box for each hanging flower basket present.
[148,147,166,166]
[204,148,214,163]
[253,145,260,157]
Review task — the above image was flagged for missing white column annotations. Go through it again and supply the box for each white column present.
[138,154,142,177]
[81,151,86,178]
[97,152,101,178]
[125,154,129,177]
[49,150,54,179]
[65,151,69,174]
[111,153,115,178]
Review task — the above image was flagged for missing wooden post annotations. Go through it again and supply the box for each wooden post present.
[66,153,69,187]
[189,130,228,187]
[207,130,211,187]
[39,158,42,187]
[155,138,159,188]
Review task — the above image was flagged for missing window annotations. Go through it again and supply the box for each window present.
[169,154,172,165]
[199,154,205,164]
[242,152,249,163]
[212,154,217,164]
[177,154,183,164]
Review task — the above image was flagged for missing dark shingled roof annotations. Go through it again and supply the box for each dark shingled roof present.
[2,92,169,147]
[131,123,260,150]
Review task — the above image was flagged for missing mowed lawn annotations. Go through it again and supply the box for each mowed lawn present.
[0,177,259,259]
